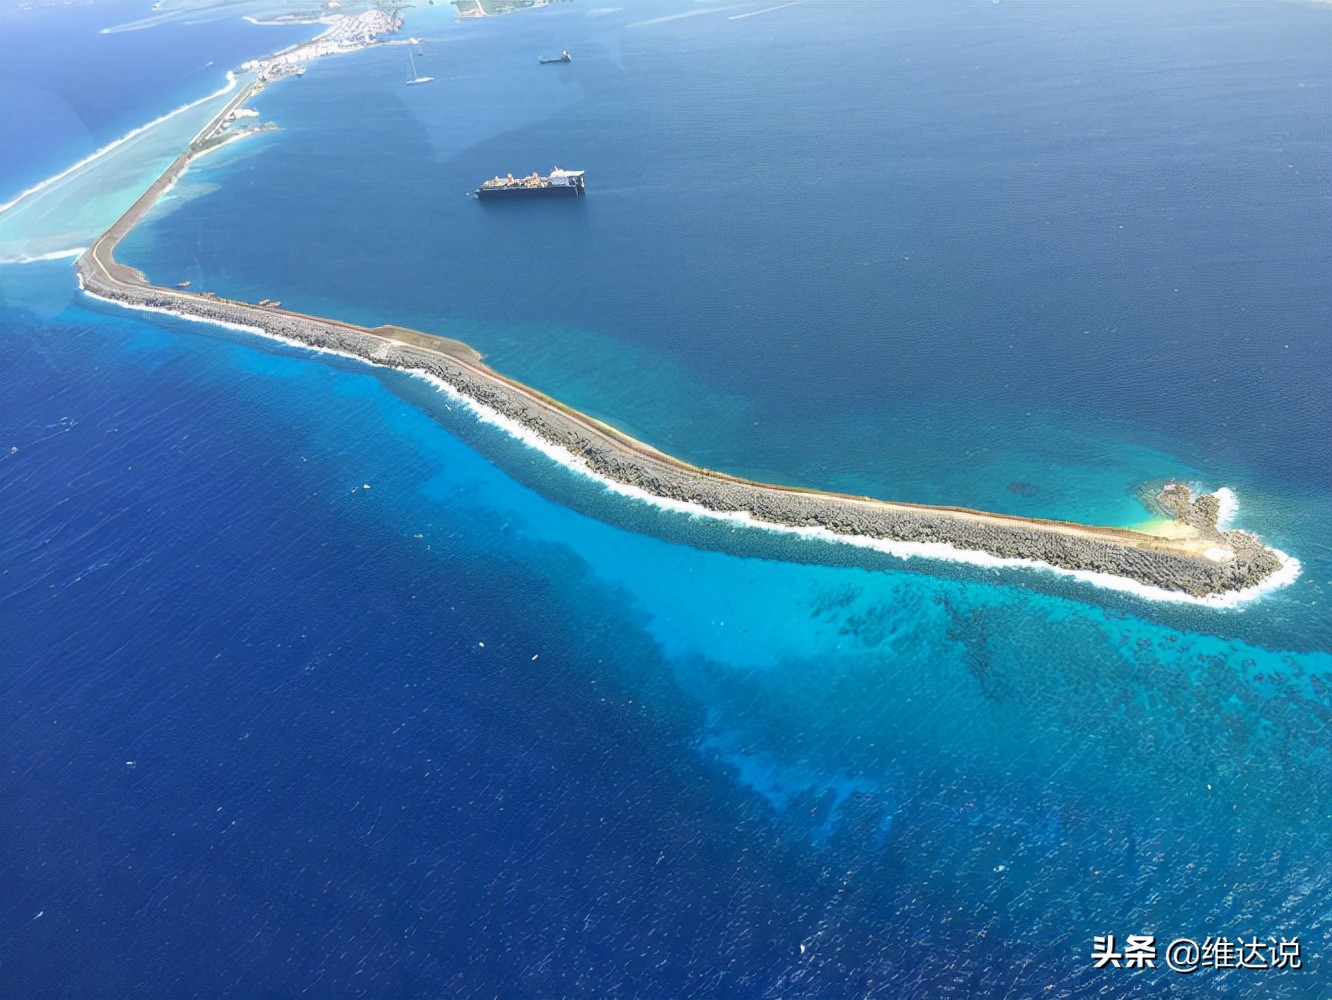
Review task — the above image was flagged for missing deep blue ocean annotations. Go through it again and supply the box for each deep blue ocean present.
[2,1,1331,996]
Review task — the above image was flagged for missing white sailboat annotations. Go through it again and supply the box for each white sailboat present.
[407,48,434,86]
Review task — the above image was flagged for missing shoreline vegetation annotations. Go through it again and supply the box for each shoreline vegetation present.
[73,51,1295,603]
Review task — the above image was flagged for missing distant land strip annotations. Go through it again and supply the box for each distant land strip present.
[75,72,1291,602]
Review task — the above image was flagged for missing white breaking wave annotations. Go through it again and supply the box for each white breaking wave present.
[0,72,239,217]
[406,369,1301,609]
[1212,486,1239,530]
[243,14,324,26]
[76,284,1303,609]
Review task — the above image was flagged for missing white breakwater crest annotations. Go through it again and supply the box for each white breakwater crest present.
[405,370,1302,610]
[76,283,1302,610]
[0,73,240,217]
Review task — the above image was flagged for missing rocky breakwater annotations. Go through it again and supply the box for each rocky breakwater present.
[67,5,1295,603]
[69,53,1289,605]
[76,247,1288,600]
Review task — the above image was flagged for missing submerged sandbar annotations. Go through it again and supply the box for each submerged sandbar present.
[74,75,1292,602]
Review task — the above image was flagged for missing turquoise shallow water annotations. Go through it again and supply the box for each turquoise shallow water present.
[4,0,1332,994]
[0,0,313,201]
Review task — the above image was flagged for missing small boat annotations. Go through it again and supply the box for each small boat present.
[539,50,572,65]
[176,280,191,288]
[407,49,434,86]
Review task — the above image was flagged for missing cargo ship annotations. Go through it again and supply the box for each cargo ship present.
[475,168,585,199]
[539,50,572,64]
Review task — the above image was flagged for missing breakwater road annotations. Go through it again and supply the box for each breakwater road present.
[74,70,1291,602]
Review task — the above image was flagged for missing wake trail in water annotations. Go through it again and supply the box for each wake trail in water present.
[0,247,88,265]
[629,5,752,28]
[729,3,804,21]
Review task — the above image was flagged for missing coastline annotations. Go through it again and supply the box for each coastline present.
[0,72,240,216]
[240,9,404,69]
[73,73,1296,603]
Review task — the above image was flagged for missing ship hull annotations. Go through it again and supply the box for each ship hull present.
[475,184,584,199]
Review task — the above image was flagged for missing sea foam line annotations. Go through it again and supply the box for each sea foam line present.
[0,72,239,216]
[75,285,1303,609]
[405,369,1301,609]
[0,246,88,265]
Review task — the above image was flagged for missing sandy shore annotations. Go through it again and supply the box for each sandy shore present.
[74,78,1291,601]
[241,10,404,69]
